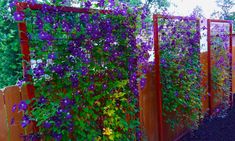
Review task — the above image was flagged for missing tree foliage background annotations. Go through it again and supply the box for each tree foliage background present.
[0,0,22,88]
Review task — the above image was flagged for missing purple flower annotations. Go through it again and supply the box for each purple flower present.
[136,130,142,141]
[61,20,71,32]
[52,65,65,77]
[56,108,64,115]
[80,14,89,23]
[52,133,62,141]
[103,84,108,90]
[39,96,47,104]
[109,0,115,8]
[44,121,51,128]
[11,118,15,125]
[16,79,25,87]
[98,0,105,7]
[70,74,79,88]
[14,11,24,21]
[33,65,45,78]
[81,67,88,75]
[85,1,92,8]
[48,53,56,60]
[39,31,53,41]
[9,0,17,8]
[175,92,179,97]
[12,104,17,112]
[18,101,28,111]
[185,94,190,100]
[85,41,93,51]
[88,84,95,91]
[103,42,110,52]
[61,98,71,107]
[140,78,146,89]
[160,58,168,68]
[66,112,72,119]
[133,87,139,97]
[21,115,30,128]
[76,26,81,32]
[44,16,53,23]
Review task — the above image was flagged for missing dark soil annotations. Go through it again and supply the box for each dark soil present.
[182,107,235,141]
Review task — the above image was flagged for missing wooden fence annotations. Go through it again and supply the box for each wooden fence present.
[139,50,234,141]
[0,86,32,141]
[0,48,234,141]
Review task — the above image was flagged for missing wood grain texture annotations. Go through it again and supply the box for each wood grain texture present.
[139,69,159,141]
[0,89,8,141]
[4,86,24,141]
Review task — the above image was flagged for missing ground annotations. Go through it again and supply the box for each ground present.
[182,106,235,141]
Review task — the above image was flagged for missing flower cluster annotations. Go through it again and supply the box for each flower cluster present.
[210,22,231,113]
[12,0,151,140]
[158,15,203,128]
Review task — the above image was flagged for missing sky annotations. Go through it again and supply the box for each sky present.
[168,0,235,18]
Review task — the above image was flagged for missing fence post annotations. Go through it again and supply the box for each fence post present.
[207,19,212,116]
[16,3,35,100]
[153,14,163,141]
[229,22,233,107]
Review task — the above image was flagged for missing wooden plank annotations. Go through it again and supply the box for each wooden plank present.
[4,86,24,141]
[232,46,235,94]
[0,90,8,141]
[21,85,34,135]
[200,52,209,114]
[139,70,159,141]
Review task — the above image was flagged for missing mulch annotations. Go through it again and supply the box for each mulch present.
[182,106,235,141]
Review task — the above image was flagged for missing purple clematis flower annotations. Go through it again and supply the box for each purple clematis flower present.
[66,112,72,119]
[61,98,71,107]
[18,101,28,111]
[140,78,146,89]
[38,96,47,104]
[88,84,95,91]
[14,11,24,21]
[43,120,51,128]
[12,104,17,112]
[85,1,92,8]
[21,115,30,128]
[39,31,53,41]
[98,0,105,7]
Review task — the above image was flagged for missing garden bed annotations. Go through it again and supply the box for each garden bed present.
[182,103,235,141]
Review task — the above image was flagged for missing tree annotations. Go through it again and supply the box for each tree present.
[226,12,235,32]
[119,0,170,12]
[191,5,204,18]
[0,0,22,88]
[216,0,235,19]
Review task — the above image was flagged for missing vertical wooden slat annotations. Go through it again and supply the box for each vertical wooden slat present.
[139,70,159,141]
[4,86,24,141]
[200,52,209,114]
[153,14,163,141]
[21,85,34,135]
[0,90,8,140]
[229,23,233,107]
[207,19,212,115]
[232,46,235,94]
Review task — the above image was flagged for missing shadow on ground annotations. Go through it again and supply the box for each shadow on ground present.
[182,107,235,141]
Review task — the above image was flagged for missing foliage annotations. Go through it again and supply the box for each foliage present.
[0,0,22,88]
[12,0,151,140]
[216,0,234,19]
[225,12,235,32]
[210,23,231,113]
[158,15,203,128]
[119,0,170,12]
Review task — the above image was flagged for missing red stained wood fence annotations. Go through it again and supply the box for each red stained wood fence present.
[139,17,233,141]
[0,86,33,141]
[139,52,209,141]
